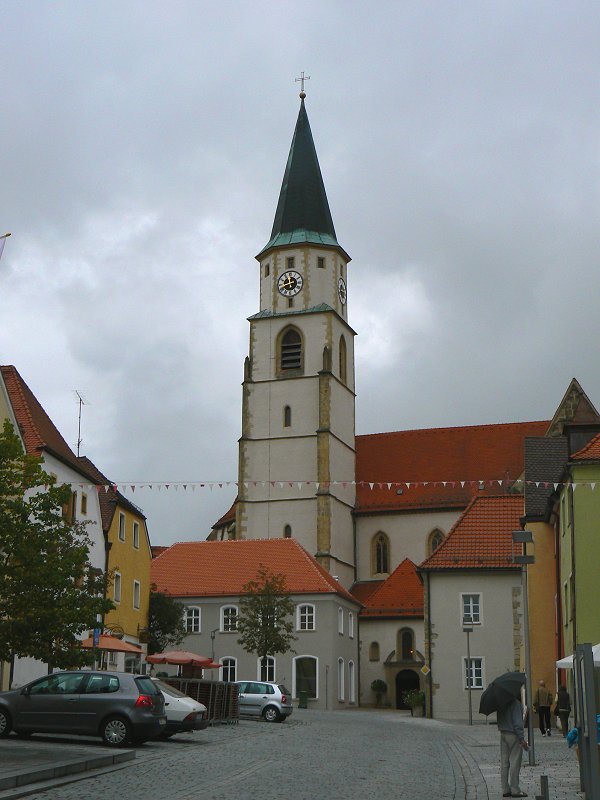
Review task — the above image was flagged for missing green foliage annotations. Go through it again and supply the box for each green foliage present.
[148,587,186,654]
[237,566,297,663]
[371,679,387,694]
[0,420,114,668]
[402,688,425,708]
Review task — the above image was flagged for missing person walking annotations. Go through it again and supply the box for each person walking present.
[534,679,553,736]
[497,696,529,798]
[554,684,571,737]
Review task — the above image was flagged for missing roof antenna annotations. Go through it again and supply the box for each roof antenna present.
[295,71,310,99]
[74,390,88,457]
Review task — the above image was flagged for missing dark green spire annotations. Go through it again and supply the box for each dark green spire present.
[257,99,347,258]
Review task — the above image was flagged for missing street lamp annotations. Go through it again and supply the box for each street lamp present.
[210,628,219,662]
[512,529,536,767]
[463,615,474,725]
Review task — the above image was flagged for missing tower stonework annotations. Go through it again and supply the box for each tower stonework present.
[236,97,357,587]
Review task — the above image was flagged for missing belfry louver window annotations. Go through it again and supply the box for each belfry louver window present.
[281,329,302,370]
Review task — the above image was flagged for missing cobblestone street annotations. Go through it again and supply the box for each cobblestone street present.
[0,709,582,800]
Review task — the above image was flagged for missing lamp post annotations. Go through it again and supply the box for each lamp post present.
[210,628,219,662]
[512,529,536,767]
[463,615,474,725]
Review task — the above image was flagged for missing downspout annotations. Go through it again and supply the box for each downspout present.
[426,570,433,719]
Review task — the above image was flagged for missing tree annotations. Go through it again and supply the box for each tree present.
[0,420,114,668]
[148,587,186,654]
[237,566,297,674]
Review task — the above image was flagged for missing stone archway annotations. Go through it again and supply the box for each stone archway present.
[395,669,420,709]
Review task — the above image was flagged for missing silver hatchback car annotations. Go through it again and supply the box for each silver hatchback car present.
[0,671,166,746]
[236,681,293,723]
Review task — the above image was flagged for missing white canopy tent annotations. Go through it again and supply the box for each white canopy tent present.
[556,643,600,669]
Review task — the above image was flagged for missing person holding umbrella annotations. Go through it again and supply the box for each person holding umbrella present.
[479,672,529,798]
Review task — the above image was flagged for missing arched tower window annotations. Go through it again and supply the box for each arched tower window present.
[371,532,390,575]
[428,528,445,555]
[284,524,292,538]
[339,335,347,384]
[279,327,303,373]
[398,628,414,661]
[284,405,292,427]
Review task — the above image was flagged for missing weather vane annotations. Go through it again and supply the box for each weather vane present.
[295,71,310,99]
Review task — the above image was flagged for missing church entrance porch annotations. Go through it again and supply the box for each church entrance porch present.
[395,669,420,709]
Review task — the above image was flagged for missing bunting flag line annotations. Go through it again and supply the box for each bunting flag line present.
[67,478,600,493]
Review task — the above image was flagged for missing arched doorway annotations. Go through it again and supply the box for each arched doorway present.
[395,669,420,709]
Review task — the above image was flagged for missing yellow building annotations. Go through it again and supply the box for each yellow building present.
[80,458,152,671]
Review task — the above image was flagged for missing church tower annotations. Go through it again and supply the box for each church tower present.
[236,90,357,586]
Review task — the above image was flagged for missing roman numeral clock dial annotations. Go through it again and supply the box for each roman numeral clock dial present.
[278,270,304,297]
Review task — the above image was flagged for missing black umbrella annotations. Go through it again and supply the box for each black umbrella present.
[479,671,526,716]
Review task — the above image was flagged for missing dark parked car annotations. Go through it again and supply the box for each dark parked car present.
[236,681,293,722]
[0,671,166,747]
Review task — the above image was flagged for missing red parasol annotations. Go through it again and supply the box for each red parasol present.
[146,650,219,667]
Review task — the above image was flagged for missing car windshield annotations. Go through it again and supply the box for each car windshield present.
[153,680,189,698]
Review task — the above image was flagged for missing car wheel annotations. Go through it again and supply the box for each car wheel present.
[100,716,131,747]
[263,705,281,723]
[0,708,11,738]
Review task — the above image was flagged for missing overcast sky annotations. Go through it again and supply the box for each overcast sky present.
[2,1,600,545]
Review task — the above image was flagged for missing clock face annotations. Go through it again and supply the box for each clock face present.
[338,277,347,305]
[278,270,304,297]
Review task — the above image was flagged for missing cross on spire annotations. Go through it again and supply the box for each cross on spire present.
[295,71,310,98]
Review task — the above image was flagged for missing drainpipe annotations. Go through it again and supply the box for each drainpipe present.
[426,571,433,718]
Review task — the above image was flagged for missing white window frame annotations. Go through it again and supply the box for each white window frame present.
[133,521,140,549]
[220,657,237,683]
[114,572,121,603]
[348,660,356,703]
[348,611,354,639]
[118,512,126,542]
[463,656,484,689]
[338,607,344,635]
[297,603,316,631]
[257,656,275,682]
[337,657,345,701]
[292,654,319,700]
[220,605,239,632]
[133,580,140,610]
[184,606,201,633]
[461,593,481,625]
[80,492,88,516]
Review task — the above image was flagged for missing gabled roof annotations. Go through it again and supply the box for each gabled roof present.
[545,378,600,437]
[151,538,359,604]
[355,420,549,514]
[571,432,600,461]
[77,456,146,533]
[353,558,423,618]
[419,495,523,571]
[348,581,383,605]
[0,364,97,481]
[212,500,236,530]
[257,99,348,260]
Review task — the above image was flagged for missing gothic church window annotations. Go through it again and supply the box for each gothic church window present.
[428,528,444,555]
[398,628,414,660]
[371,532,390,575]
[339,336,347,383]
[279,328,303,372]
[284,524,292,539]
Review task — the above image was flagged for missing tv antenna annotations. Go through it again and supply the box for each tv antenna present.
[74,390,88,457]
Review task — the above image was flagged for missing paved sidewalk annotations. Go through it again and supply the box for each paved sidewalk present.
[447,718,582,799]
[0,738,134,795]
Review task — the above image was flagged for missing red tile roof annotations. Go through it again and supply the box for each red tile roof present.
[349,581,383,605]
[355,421,549,513]
[571,432,600,461]
[151,538,360,604]
[354,558,423,618]
[1,365,97,481]
[419,495,523,570]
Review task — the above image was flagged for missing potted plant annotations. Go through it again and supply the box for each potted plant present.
[402,688,425,717]
[371,679,387,707]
